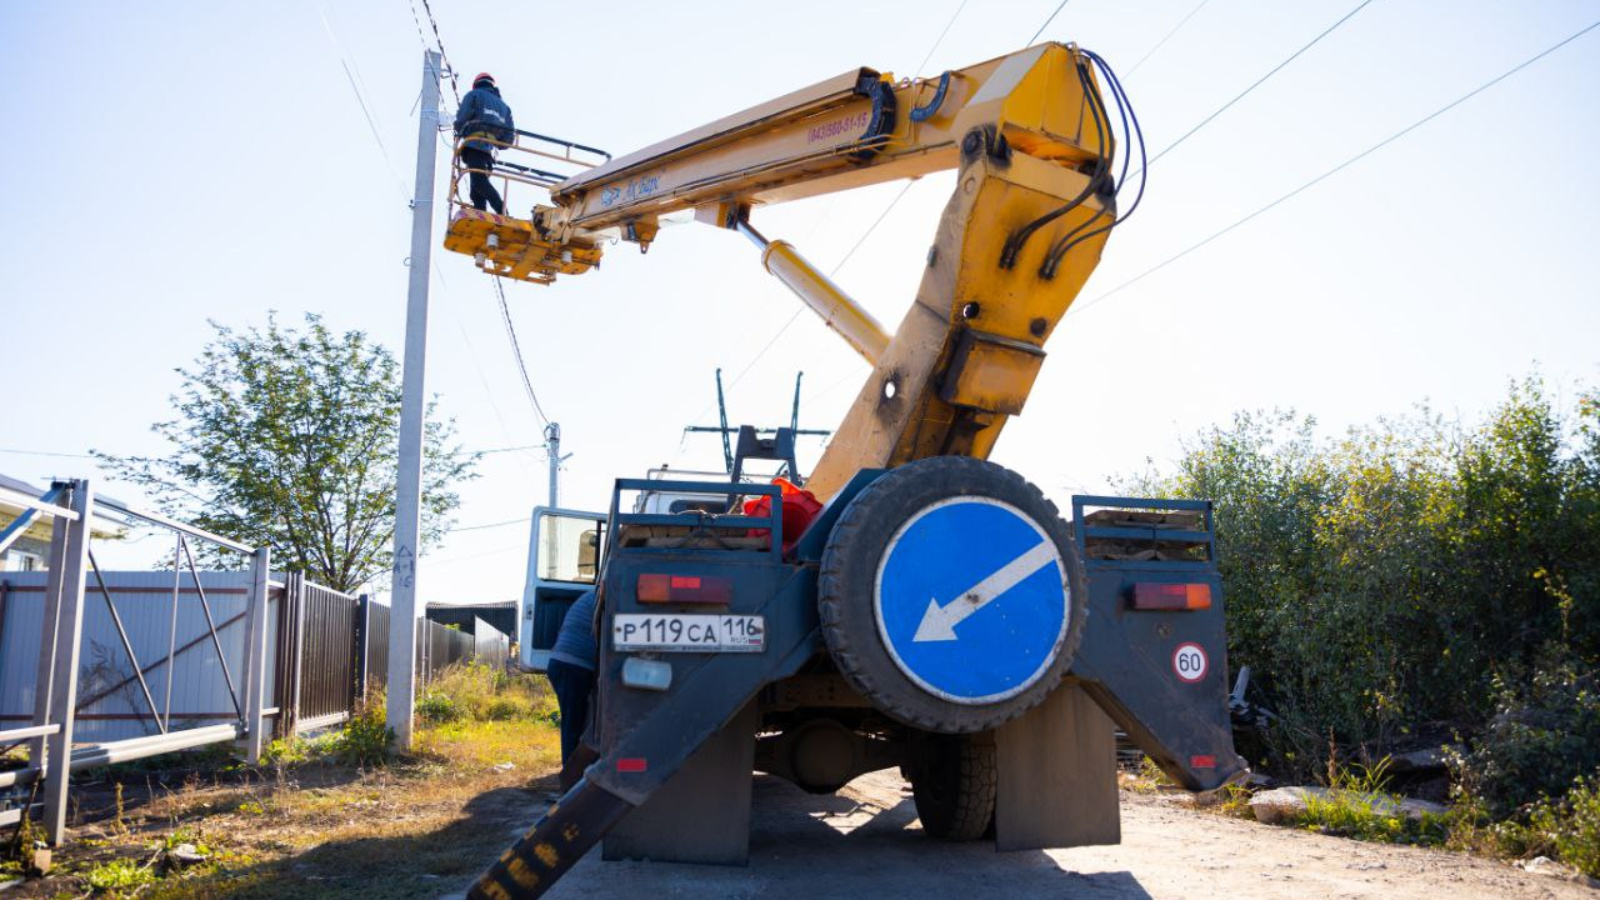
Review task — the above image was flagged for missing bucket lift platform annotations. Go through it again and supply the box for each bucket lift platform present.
[444,208,602,285]
[443,128,611,285]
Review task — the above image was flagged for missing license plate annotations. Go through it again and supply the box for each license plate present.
[612,614,765,652]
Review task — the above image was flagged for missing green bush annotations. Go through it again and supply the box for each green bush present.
[1534,775,1600,878]
[1128,378,1600,781]
[416,691,462,724]
[1456,658,1600,819]
[334,692,393,767]
[485,697,524,721]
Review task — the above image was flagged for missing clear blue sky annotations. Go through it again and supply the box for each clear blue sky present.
[2,0,1596,605]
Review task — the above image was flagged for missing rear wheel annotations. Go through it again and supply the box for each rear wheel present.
[908,732,996,841]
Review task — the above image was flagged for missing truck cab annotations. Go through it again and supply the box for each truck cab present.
[520,468,737,671]
[519,506,603,671]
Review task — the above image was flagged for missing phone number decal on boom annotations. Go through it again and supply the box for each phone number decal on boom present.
[612,614,765,652]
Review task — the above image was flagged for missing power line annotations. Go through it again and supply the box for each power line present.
[697,0,1076,423]
[493,276,553,428]
[917,0,970,73]
[316,3,409,199]
[407,0,555,440]
[1069,17,1600,319]
[403,0,457,117]
[721,178,919,394]
[1141,0,1377,172]
[449,515,531,533]
[460,443,544,456]
[1122,0,1213,80]
[1028,0,1072,46]
[416,0,462,103]
[0,447,92,459]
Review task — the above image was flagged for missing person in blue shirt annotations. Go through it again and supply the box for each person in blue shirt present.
[547,589,597,766]
[452,72,514,215]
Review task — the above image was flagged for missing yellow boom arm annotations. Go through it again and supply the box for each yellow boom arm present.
[443,42,1133,499]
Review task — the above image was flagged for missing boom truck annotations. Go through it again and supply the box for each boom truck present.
[443,42,1245,900]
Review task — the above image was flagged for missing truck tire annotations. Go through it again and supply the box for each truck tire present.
[910,732,996,841]
[818,456,1087,733]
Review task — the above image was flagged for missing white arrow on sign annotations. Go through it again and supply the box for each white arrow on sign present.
[912,540,1060,642]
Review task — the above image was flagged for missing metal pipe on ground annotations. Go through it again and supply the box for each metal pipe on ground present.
[0,723,242,790]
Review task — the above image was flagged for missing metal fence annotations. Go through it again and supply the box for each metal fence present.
[274,573,358,735]
[1,571,280,743]
[0,478,516,845]
[472,617,511,670]
[0,479,273,844]
[420,616,476,684]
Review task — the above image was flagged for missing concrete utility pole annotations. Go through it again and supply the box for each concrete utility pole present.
[387,49,442,751]
[544,422,570,508]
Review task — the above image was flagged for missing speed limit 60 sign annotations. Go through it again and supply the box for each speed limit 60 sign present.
[1173,642,1208,683]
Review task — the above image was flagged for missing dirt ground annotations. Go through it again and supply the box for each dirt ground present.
[516,771,1597,900]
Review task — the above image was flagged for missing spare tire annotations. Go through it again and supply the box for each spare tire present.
[818,456,1086,733]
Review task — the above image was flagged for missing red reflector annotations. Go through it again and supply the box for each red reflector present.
[617,758,648,773]
[635,573,733,605]
[1130,582,1212,611]
[636,573,672,603]
[1190,755,1216,769]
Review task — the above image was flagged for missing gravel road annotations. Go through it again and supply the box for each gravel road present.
[524,771,1594,899]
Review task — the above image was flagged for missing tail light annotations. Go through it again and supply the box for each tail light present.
[636,573,733,605]
[1129,582,1212,611]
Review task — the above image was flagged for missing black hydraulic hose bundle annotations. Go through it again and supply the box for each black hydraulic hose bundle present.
[1039,49,1147,279]
[998,55,1112,270]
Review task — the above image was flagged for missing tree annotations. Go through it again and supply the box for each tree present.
[98,313,476,593]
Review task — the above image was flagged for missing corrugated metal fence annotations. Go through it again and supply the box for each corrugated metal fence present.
[0,571,514,743]
[0,571,278,744]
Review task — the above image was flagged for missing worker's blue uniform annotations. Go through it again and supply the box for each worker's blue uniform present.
[547,590,597,765]
[453,83,515,214]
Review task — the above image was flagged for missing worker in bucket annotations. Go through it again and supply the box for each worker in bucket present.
[546,589,598,770]
[453,72,515,214]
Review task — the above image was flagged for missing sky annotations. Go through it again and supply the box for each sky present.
[2,0,1597,607]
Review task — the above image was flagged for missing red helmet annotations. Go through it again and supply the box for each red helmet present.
[473,72,495,87]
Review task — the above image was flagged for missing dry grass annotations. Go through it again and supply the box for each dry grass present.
[6,666,561,899]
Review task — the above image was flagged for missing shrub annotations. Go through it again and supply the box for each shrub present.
[259,737,309,767]
[416,691,461,724]
[334,691,393,767]
[1455,657,1600,819]
[1538,775,1600,878]
[1128,377,1600,780]
[485,697,524,721]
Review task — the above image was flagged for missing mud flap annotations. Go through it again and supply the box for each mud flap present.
[603,701,760,864]
[994,682,1120,850]
[467,778,633,900]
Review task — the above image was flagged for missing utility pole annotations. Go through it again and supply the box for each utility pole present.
[544,422,571,507]
[387,49,441,751]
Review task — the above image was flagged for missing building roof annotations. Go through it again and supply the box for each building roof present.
[426,600,518,611]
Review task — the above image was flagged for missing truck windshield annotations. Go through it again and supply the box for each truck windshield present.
[537,512,601,584]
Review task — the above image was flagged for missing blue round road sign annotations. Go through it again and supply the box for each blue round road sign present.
[873,497,1069,705]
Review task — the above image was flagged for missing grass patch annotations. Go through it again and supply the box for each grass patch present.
[86,857,157,894]
[1295,789,1450,846]
[6,666,562,899]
